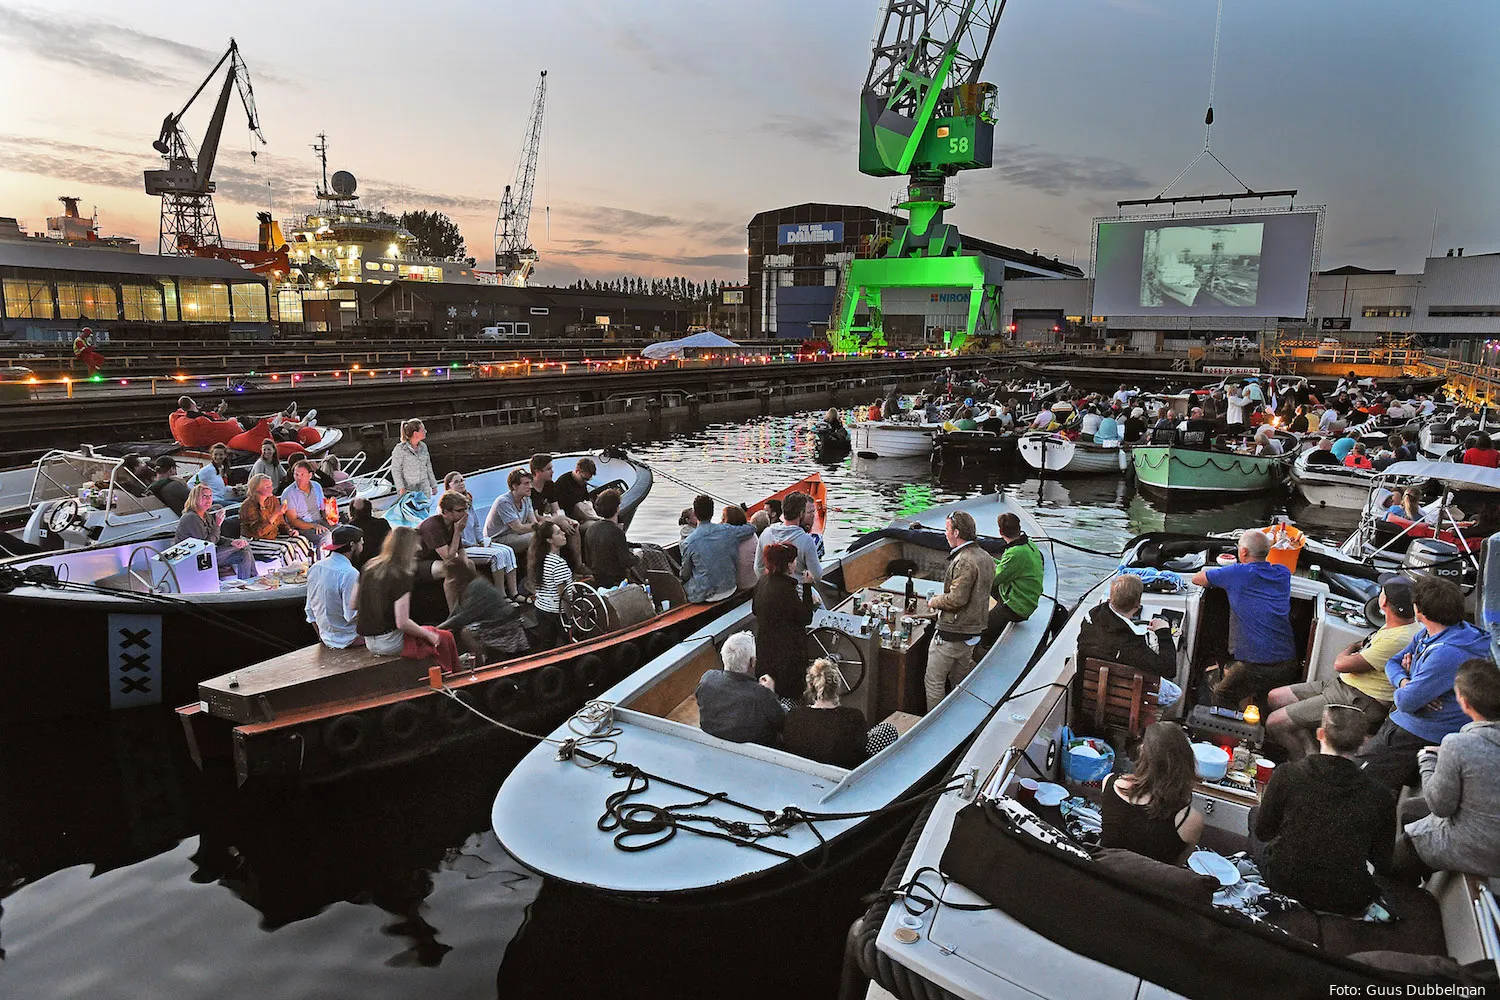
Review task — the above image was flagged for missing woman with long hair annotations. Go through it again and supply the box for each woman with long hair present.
[781,658,899,767]
[356,526,459,672]
[438,556,529,658]
[188,442,235,503]
[528,520,572,649]
[239,473,313,564]
[174,482,258,580]
[389,418,439,497]
[751,540,814,698]
[1099,722,1204,864]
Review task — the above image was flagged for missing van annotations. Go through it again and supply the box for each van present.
[479,323,531,340]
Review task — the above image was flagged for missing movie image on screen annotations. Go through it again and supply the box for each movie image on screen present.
[1139,223,1262,309]
[1091,209,1320,319]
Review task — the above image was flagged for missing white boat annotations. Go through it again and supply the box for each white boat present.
[1154,259,1201,307]
[1017,432,1129,475]
[491,492,1058,900]
[1290,449,1379,509]
[850,533,1496,1000]
[852,419,940,460]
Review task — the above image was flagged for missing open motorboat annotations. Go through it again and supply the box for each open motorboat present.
[1018,431,1130,475]
[848,532,1499,1000]
[491,492,1059,901]
[0,449,656,723]
[1291,448,1382,509]
[852,414,942,460]
[175,475,825,786]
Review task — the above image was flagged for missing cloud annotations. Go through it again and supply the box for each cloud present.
[1344,234,1406,249]
[754,114,854,154]
[986,143,1152,197]
[0,5,289,85]
[549,241,745,272]
[554,202,744,247]
[608,17,705,77]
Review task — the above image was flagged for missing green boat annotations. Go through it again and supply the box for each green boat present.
[1132,446,1289,500]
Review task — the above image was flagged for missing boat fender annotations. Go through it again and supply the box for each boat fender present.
[573,653,608,691]
[531,664,569,703]
[380,701,425,744]
[484,679,522,715]
[613,642,642,677]
[323,714,370,758]
[438,689,480,729]
[641,632,671,662]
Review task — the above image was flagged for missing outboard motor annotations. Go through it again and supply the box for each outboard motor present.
[1403,537,1465,586]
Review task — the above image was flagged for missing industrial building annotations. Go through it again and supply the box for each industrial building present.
[0,241,272,342]
[747,203,1083,342]
[999,250,1500,360]
[361,281,694,339]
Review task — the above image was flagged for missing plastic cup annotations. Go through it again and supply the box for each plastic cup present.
[1016,778,1039,804]
[1255,758,1275,793]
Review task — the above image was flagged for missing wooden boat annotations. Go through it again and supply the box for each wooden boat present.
[1017,432,1129,475]
[852,419,940,460]
[848,534,1492,1000]
[0,450,655,723]
[1132,445,1290,500]
[1290,449,1380,509]
[491,491,1058,901]
[173,475,825,786]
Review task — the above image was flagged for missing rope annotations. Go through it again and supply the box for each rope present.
[644,463,739,509]
[1032,535,1126,559]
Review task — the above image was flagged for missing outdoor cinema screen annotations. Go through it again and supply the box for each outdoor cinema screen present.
[1092,210,1319,318]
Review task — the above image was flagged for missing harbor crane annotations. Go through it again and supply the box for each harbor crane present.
[831,0,1006,353]
[143,39,265,256]
[494,70,547,287]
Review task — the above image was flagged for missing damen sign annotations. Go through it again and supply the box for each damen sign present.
[778,222,844,245]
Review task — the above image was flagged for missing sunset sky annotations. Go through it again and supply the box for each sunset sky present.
[0,0,1493,285]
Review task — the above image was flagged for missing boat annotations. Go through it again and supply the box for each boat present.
[1018,432,1130,475]
[173,475,824,786]
[1337,459,1500,586]
[846,531,1494,1000]
[490,491,1058,901]
[1290,449,1381,509]
[1152,259,1201,308]
[1132,445,1290,501]
[851,418,940,460]
[0,450,653,723]
[812,420,852,455]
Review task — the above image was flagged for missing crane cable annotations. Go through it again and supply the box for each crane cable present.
[1155,0,1249,199]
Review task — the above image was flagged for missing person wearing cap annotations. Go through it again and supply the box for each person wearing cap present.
[1356,575,1493,793]
[305,525,363,649]
[146,456,190,515]
[1265,575,1420,759]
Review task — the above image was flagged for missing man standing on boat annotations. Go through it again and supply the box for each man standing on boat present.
[753,491,823,587]
[922,510,995,713]
[1190,530,1298,709]
[305,525,363,649]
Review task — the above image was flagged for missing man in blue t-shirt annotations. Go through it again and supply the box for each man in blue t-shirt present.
[1191,530,1299,706]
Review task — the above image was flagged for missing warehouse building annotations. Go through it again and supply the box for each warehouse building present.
[0,241,272,342]
[362,281,694,340]
[747,203,1083,341]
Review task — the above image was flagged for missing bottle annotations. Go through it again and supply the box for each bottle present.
[905,577,917,615]
[1307,563,1321,582]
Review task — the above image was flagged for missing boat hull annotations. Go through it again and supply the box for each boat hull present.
[1132,446,1285,498]
[1292,455,1376,509]
[851,423,938,460]
[1017,434,1127,475]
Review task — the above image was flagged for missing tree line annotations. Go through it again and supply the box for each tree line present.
[564,276,735,300]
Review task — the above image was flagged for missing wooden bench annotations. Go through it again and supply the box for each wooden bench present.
[1077,657,1161,742]
[199,643,433,724]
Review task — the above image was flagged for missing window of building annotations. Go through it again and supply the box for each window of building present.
[55,282,117,320]
[530,307,549,315]
[1361,306,1412,318]
[277,290,304,323]
[382,263,394,271]
[179,279,231,322]
[2,279,53,319]
[366,261,380,271]
[1429,306,1500,318]
[159,280,179,321]
[231,283,269,322]
[119,284,165,321]
[515,323,530,335]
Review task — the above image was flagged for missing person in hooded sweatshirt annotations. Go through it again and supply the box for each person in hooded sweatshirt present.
[752,490,822,587]
[1356,576,1492,793]
[1254,705,1396,915]
[1393,658,1500,881]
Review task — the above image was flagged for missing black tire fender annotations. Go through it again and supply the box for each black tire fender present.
[323,714,370,758]
[485,679,522,716]
[612,642,642,678]
[531,664,568,703]
[438,690,479,728]
[380,701,424,744]
[573,653,607,691]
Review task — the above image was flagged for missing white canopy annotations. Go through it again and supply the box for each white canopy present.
[1380,460,1500,493]
[640,331,742,359]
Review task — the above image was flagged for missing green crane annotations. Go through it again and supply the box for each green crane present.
[832,0,1007,354]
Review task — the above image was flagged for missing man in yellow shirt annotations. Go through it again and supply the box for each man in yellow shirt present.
[1265,575,1420,760]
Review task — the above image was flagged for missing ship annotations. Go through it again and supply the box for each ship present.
[1152,258,1201,307]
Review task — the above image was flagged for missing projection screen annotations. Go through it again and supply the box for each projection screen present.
[1091,210,1321,318]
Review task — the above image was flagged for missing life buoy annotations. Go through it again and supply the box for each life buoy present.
[438,690,479,729]
[380,701,425,744]
[323,714,370,758]
[485,679,522,716]
[531,664,568,703]
[573,653,607,691]
[612,642,642,677]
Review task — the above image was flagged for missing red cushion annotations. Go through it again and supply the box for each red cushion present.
[169,410,239,448]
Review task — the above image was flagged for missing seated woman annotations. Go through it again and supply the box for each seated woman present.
[188,443,235,503]
[1099,722,1204,865]
[782,658,899,767]
[724,505,757,592]
[175,483,258,581]
[1344,442,1374,469]
[440,470,519,599]
[1253,426,1284,457]
[529,520,573,649]
[439,556,530,660]
[315,455,355,498]
[239,473,313,565]
[355,526,460,673]
[1462,431,1500,468]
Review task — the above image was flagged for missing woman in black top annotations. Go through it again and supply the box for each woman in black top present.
[752,541,814,698]
[783,659,870,768]
[1100,722,1205,865]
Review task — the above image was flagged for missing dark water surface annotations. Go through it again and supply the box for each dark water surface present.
[0,412,1355,1000]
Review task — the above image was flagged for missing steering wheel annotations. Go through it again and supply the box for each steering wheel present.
[563,581,611,641]
[808,627,868,696]
[44,498,83,534]
[124,545,180,595]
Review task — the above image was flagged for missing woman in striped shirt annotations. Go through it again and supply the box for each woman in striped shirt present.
[529,520,572,649]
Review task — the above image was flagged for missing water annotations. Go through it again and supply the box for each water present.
[0,412,1356,1000]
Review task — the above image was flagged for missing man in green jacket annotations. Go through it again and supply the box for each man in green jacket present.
[980,512,1044,648]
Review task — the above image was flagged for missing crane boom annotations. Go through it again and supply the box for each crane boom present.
[494,70,548,286]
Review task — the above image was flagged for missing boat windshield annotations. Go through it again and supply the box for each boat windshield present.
[28,452,120,504]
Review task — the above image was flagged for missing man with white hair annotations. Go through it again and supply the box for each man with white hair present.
[1191,530,1298,707]
[695,631,784,746]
